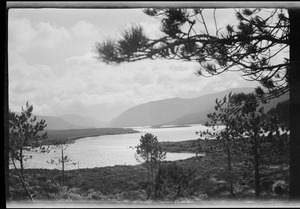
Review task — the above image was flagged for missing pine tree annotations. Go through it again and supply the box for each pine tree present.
[133,133,166,198]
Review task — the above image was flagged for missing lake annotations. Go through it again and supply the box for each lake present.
[19,124,223,170]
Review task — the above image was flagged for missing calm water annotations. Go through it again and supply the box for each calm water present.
[19,124,223,170]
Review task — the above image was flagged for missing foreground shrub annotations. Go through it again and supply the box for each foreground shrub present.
[154,162,197,201]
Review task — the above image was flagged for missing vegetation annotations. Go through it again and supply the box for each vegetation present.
[8,137,289,202]
[267,99,290,128]
[133,133,166,198]
[197,93,242,196]
[160,139,199,153]
[8,155,289,202]
[47,142,77,186]
[197,92,289,198]
[9,102,48,176]
[9,102,49,201]
[154,162,197,201]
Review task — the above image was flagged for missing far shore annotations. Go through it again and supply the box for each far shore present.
[150,124,191,129]
[41,127,140,145]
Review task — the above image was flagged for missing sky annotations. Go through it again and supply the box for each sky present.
[8,7,265,122]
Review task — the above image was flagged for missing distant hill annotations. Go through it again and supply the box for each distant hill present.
[12,111,109,130]
[167,93,289,126]
[35,115,85,130]
[60,114,108,129]
[34,114,108,130]
[110,87,289,127]
[109,97,194,127]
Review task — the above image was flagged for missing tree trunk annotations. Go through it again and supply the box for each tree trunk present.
[20,148,24,178]
[61,146,65,186]
[254,136,260,198]
[227,144,234,196]
[12,158,34,201]
[145,156,151,199]
[289,8,300,200]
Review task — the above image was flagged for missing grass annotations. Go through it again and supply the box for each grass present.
[41,128,139,145]
[8,156,289,202]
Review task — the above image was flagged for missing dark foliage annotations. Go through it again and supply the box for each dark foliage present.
[197,92,289,198]
[267,99,290,127]
[133,133,166,198]
[154,162,197,201]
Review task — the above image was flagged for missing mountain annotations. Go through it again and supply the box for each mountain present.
[34,115,85,130]
[13,110,108,130]
[167,93,289,125]
[109,97,193,127]
[59,114,108,129]
[85,116,109,128]
[34,114,108,130]
[110,87,289,127]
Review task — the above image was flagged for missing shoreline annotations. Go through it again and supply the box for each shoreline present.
[42,127,140,145]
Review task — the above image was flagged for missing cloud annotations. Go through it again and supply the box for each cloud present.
[9,52,54,80]
[139,19,164,39]
[30,102,52,115]
[8,17,71,53]
[8,52,58,105]
[71,20,100,38]
[11,79,39,93]
[8,103,22,113]
[35,22,71,48]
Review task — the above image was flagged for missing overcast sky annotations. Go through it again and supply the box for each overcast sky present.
[8,8,263,122]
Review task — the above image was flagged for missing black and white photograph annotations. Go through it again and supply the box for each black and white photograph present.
[5,1,300,208]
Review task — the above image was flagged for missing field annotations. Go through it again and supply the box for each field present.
[41,128,139,145]
[8,157,289,202]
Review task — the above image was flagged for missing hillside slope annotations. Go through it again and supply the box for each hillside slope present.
[34,114,108,130]
[35,115,85,130]
[166,92,289,125]
[110,87,256,127]
[60,114,108,128]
